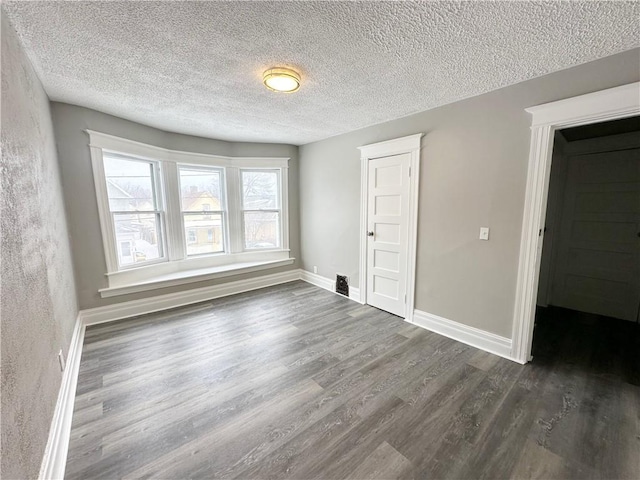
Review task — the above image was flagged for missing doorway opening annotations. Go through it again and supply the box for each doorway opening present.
[531,116,640,380]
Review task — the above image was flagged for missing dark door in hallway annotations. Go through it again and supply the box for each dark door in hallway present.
[550,147,640,321]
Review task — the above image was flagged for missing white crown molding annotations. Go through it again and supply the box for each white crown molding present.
[525,82,640,128]
[411,310,518,363]
[299,270,362,304]
[39,314,86,480]
[357,133,423,159]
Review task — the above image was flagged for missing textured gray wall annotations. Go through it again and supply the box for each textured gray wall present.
[299,48,640,339]
[1,11,79,480]
[50,103,300,310]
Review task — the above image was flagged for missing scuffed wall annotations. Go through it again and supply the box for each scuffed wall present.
[1,11,79,480]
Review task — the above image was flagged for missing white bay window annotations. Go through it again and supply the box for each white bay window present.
[88,131,292,297]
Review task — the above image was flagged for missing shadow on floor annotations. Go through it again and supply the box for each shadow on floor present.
[531,306,640,386]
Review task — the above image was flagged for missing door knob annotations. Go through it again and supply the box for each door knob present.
[367,231,374,237]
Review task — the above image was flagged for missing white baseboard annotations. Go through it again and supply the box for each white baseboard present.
[39,314,86,480]
[300,270,334,291]
[81,269,301,326]
[39,269,302,478]
[349,286,361,303]
[299,270,362,304]
[39,268,363,478]
[411,309,519,363]
[84,268,361,328]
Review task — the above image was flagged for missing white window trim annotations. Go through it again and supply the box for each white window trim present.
[240,168,284,251]
[178,164,228,256]
[103,154,168,270]
[87,130,291,297]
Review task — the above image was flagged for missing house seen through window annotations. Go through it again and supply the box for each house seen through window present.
[179,167,225,256]
[93,137,289,280]
[242,170,281,249]
[103,154,164,267]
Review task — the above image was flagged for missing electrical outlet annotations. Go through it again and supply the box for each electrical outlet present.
[313,266,318,274]
[58,349,66,372]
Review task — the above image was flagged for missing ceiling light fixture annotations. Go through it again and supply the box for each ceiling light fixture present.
[263,67,301,93]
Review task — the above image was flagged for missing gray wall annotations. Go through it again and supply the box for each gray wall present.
[1,12,79,479]
[50,103,300,310]
[299,48,640,339]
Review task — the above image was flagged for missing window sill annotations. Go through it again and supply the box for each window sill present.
[99,257,295,298]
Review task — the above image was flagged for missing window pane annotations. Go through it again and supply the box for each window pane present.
[104,155,156,211]
[113,213,163,266]
[244,211,280,249]
[184,213,224,255]
[179,168,223,212]
[242,171,279,209]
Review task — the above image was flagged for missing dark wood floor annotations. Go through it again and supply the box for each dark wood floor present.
[65,281,640,479]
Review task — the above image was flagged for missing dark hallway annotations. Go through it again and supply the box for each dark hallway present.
[532,306,640,386]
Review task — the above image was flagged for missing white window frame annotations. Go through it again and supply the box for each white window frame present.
[240,168,284,251]
[88,130,291,297]
[178,164,228,257]
[102,153,168,270]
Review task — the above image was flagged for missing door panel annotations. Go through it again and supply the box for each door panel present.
[551,148,640,321]
[375,222,401,243]
[373,275,399,299]
[374,249,400,272]
[366,153,410,317]
[375,164,402,187]
[375,195,402,215]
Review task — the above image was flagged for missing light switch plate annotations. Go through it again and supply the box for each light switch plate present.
[479,227,490,240]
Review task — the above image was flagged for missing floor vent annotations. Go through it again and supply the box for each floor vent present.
[336,274,349,297]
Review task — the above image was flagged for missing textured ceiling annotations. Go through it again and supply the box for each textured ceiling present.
[3,1,639,145]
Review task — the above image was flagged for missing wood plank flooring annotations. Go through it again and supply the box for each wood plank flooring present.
[65,281,640,479]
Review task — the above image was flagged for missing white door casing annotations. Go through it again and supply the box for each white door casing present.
[366,153,411,317]
[512,82,640,364]
[536,133,569,307]
[358,134,423,320]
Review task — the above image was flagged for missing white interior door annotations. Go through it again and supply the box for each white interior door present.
[366,153,411,317]
[551,148,640,321]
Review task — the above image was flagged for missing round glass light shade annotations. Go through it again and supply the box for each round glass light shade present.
[263,68,301,93]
